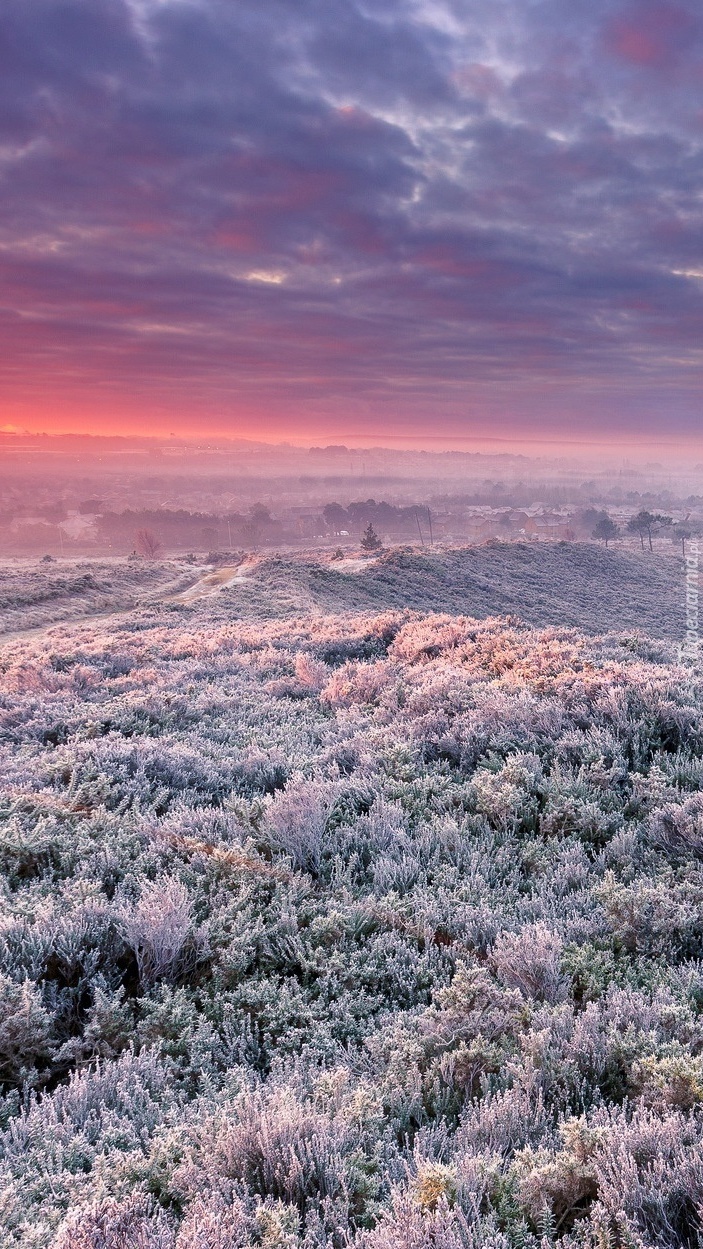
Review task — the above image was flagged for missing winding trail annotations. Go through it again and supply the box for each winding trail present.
[168,562,253,602]
[0,558,269,648]
[0,568,207,649]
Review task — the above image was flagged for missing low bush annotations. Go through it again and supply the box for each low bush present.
[0,593,702,1246]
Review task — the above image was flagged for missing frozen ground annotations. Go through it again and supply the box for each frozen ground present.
[0,577,701,1246]
[188,543,687,641]
[0,560,198,637]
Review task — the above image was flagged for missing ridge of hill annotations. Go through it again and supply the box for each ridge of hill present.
[0,544,685,643]
[0,562,197,636]
[197,543,686,640]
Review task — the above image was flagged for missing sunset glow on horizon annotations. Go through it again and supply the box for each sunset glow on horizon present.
[4,423,703,469]
[1,0,702,447]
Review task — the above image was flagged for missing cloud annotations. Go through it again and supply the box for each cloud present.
[603,2,702,70]
[0,0,702,438]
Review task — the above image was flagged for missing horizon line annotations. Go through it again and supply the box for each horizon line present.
[2,426,703,457]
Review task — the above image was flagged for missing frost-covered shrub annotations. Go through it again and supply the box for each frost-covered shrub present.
[600,872,703,958]
[294,653,328,693]
[471,756,542,834]
[118,877,202,989]
[490,924,567,1005]
[2,594,703,1246]
[512,1118,601,1234]
[321,660,397,709]
[0,974,53,1087]
[357,1188,511,1249]
[263,779,338,874]
[629,1052,703,1110]
[51,1197,175,1249]
[647,793,703,857]
[455,1086,552,1158]
[171,1082,386,1238]
[173,1194,257,1249]
[586,1104,703,1247]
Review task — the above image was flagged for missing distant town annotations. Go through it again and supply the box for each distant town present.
[2,434,702,558]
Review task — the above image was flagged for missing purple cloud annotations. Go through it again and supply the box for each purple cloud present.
[0,0,702,440]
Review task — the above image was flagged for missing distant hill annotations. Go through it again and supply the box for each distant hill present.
[0,543,687,643]
[206,542,686,640]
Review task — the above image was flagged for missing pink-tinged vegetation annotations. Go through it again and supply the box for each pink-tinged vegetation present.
[0,583,702,1245]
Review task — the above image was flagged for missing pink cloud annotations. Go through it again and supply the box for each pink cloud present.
[452,63,503,101]
[604,3,699,69]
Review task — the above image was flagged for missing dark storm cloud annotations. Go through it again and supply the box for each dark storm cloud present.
[1,0,702,435]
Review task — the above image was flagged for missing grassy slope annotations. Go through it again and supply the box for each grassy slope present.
[0,544,683,642]
[207,542,685,640]
[0,561,196,635]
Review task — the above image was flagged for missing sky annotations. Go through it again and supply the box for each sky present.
[1,0,702,448]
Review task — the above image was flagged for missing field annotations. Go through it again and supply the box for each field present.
[0,542,687,640]
[205,544,687,638]
[0,563,197,637]
[0,542,702,1248]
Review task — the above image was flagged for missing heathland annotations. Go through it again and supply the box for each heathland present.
[0,542,701,1248]
[0,542,687,639]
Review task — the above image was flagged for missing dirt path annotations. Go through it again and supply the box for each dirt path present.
[328,556,379,573]
[0,569,205,648]
[169,562,252,602]
[0,608,131,648]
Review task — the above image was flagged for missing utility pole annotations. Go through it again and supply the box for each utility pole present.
[427,508,434,547]
[415,508,425,546]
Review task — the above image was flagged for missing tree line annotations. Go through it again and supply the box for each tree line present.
[590,508,696,553]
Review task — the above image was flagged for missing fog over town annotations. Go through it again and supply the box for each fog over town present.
[3,432,703,559]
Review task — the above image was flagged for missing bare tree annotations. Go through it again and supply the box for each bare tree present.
[135,529,162,559]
